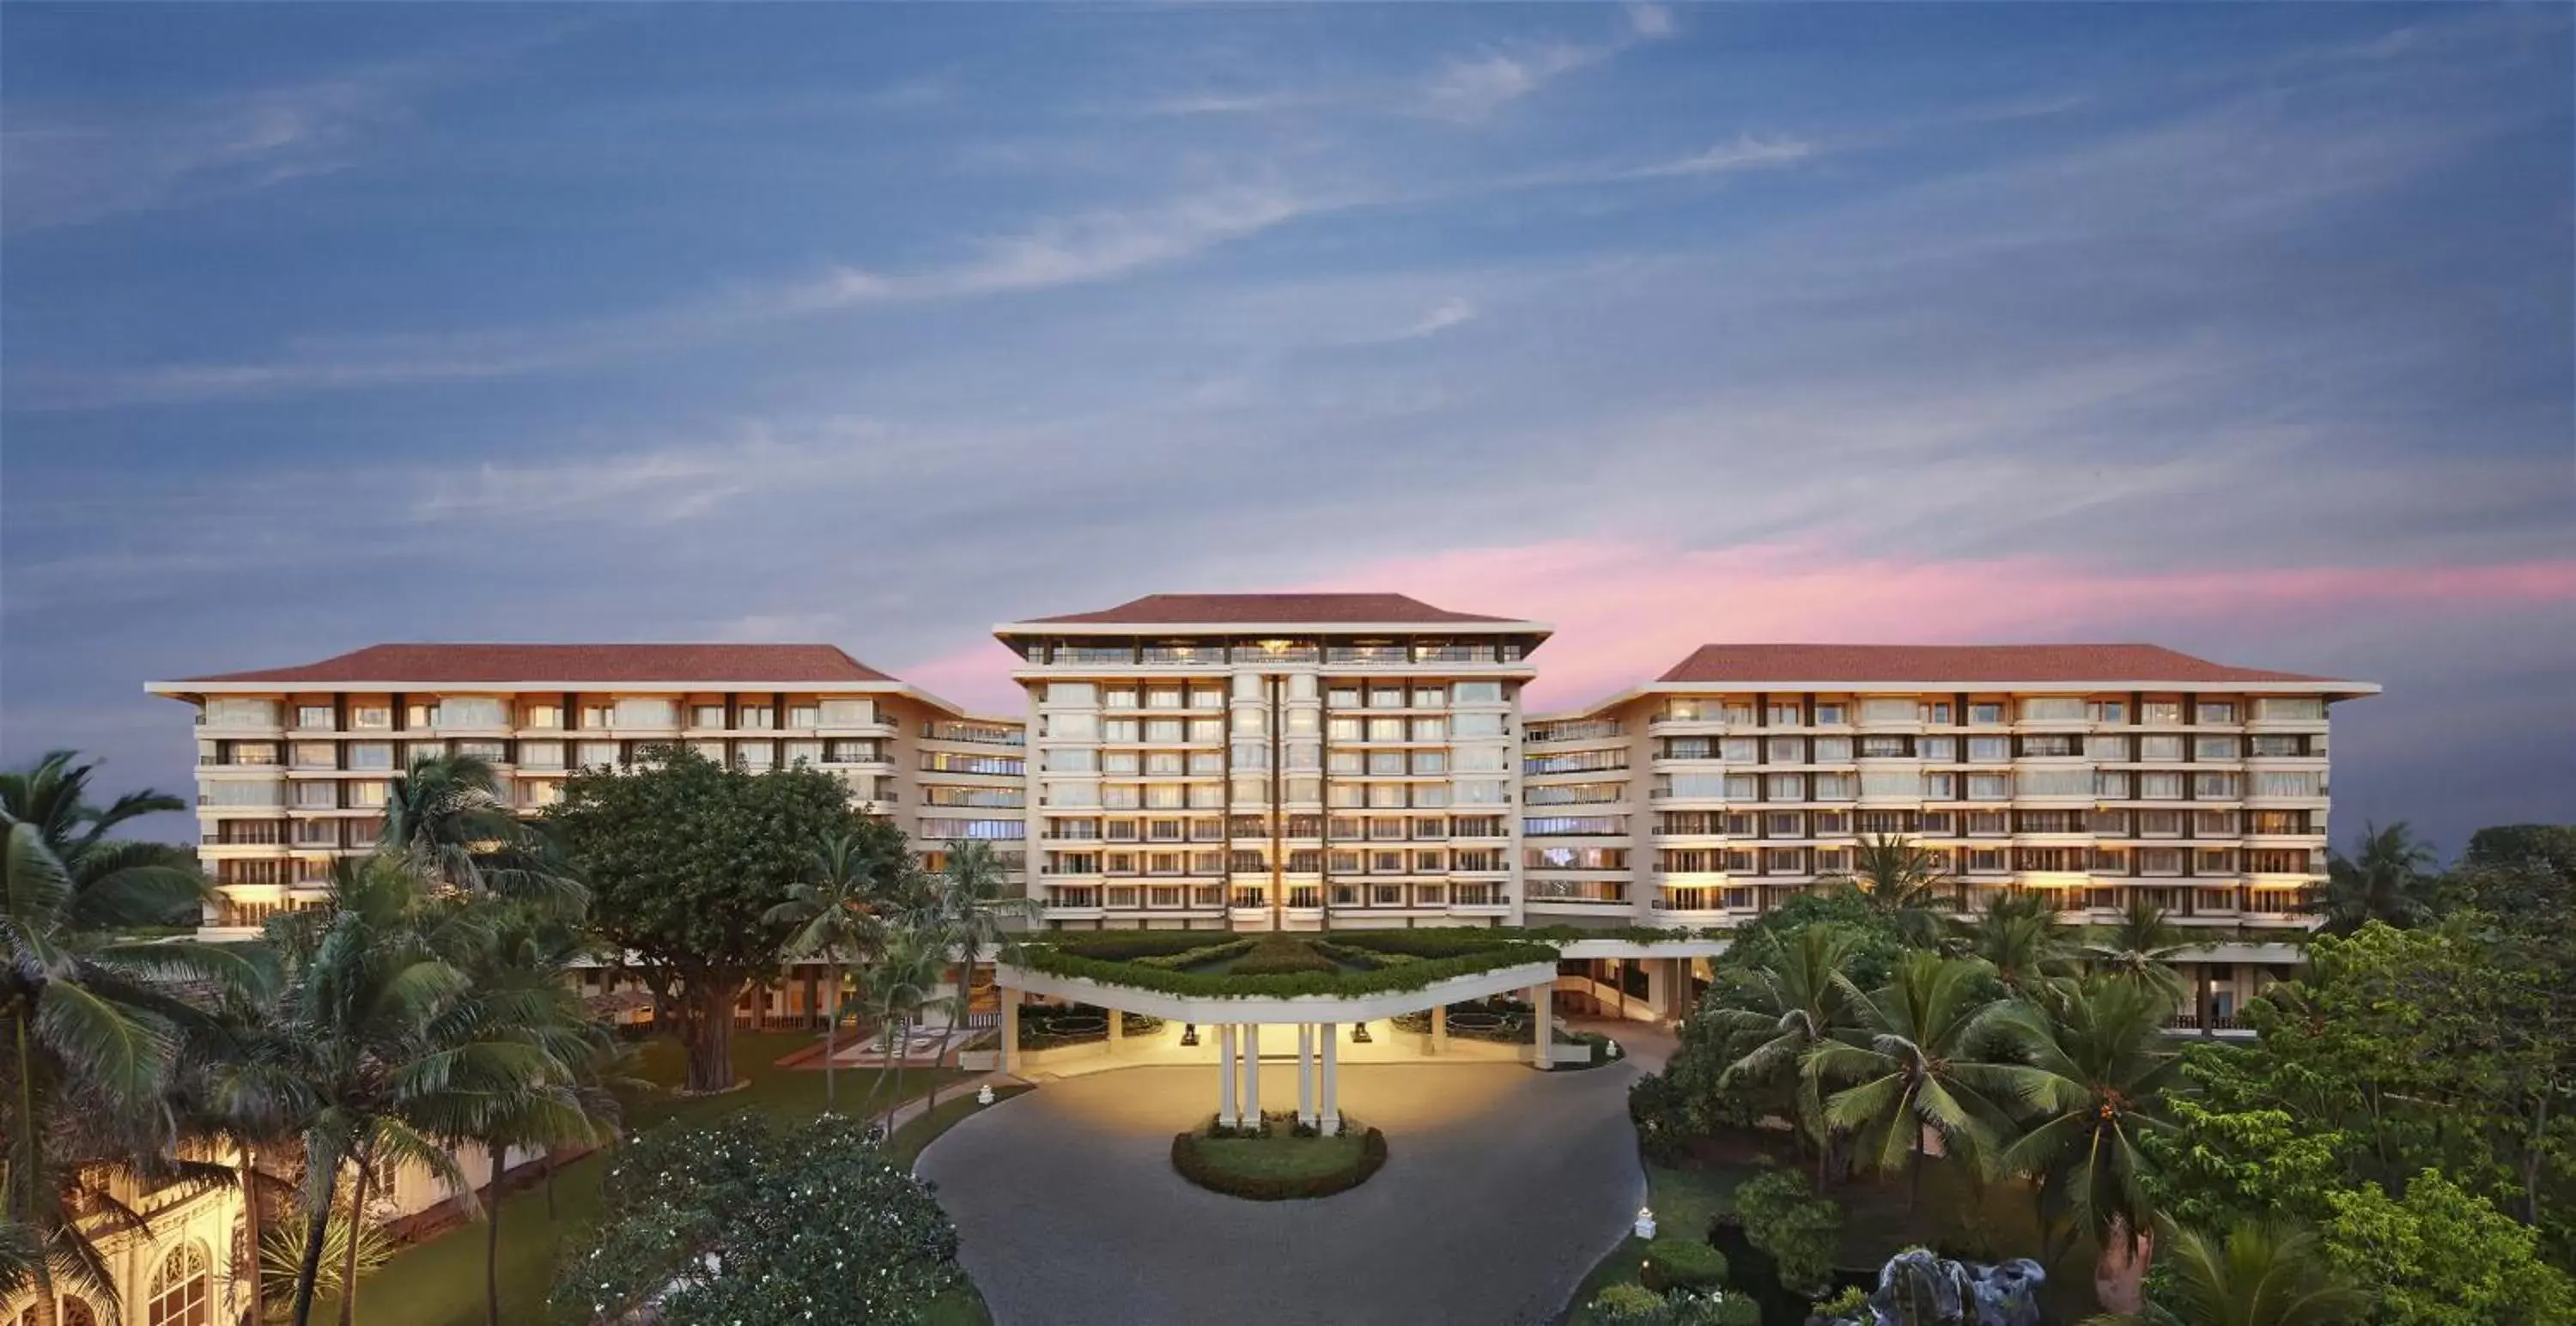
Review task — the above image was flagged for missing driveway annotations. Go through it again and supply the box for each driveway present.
[915,1061,1644,1326]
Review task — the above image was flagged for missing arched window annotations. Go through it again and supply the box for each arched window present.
[146,1242,210,1326]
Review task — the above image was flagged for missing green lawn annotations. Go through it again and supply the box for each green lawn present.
[316,1031,987,1326]
[1566,1162,1747,1322]
[1187,1130,1371,1183]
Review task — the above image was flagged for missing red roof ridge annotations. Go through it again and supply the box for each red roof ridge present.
[1012,591,1531,627]
[1653,642,2345,686]
[173,642,896,686]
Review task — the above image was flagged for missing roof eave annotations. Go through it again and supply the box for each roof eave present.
[992,618,1552,637]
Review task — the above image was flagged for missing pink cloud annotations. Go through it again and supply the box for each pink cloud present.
[887,539,2576,716]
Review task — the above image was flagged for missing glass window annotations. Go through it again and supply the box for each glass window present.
[1812,703,1845,725]
[1047,682,1097,706]
[1048,713,1098,740]
[1966,737,2011,762]
[522,703,562,729]
[691,705,726,728]
[2020,697,2084,721]
[818,698,875,726]
[295,706,335,729]
[1967,703,2004,726]
[1918,736,1957,761]
[2195,735,2239,759]
[146,1242,210,1326]
[1453,681,1504,704]
[2197,701,2238,723]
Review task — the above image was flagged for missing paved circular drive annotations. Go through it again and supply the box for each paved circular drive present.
[915,1061,1644,1326]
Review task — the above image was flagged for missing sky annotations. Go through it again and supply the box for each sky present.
[3,3,2570,855]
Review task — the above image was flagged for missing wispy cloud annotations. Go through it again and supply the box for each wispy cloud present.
[1625,134,1816,179]
[1388,296,1479,341]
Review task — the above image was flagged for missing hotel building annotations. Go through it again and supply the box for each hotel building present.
[994,593,1549,933]
[148,604,2375,1014]
[144,642,1027,938]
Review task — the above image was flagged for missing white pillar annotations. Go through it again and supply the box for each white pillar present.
[999,989,1020,1075]
[1320,1022,1340,1135]
[1108,1006,1125,1055]
[1531,983,1552,1072]
[1430,1004,1448,1055]
[1297,1025,1315,1126]
[1218,1025,1238,1127]
[1243,1024,1263,1125]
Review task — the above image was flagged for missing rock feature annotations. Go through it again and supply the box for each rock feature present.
[1813,1248,2046,1326]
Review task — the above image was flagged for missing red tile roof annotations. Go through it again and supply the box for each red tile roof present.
[1017,593,1528,627]
[1655,643,2339,686]
[176,643,894,686]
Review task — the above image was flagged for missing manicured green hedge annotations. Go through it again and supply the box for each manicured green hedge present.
[1639,1237,1730,1293]
[1017,940,1554,999]
[1170,1126,1388,1201]
[1051,930,1241,961]
[1310,938,1419,970]
[1229,934,1342,976]
[1133,937,1256,970]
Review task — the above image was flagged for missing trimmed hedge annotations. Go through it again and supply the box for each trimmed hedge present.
[1170,1126,1388,1201]
[1133,937,1256,970]
[1228,934,1341,976]
[1050,930,1241,961]
[1639,1238,1730,1293]
[1589,1283,1665,1321]
[1017,940,1555,999]
[1310,938,1419,970]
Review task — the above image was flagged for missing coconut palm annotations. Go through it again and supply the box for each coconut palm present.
[917,839,1036,1116]
[1955,893,2078,1001]
[2081,1220,2366,1326]
[1703,926,1865,1181]
[1994,976,2184,1309]
[445,909,626,1326]
[860,922,950,1133]
[0,759,260,1326]
[2315,822,2436,934]
[226,858,554,1326]
[2083,897,2190,1008]
[1804,952,2038,1208]
[763,831,896,1111]
[382,753,582,908]
[1826,834,1956,946]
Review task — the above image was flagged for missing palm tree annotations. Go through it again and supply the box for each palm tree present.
[225,858,550,1326]
[1826,834,1956,946]
[2315,822,2436,934]
[382,753,582,908]
[763,831,894,1110]
[1955,892,2079,1000]
[1805,952,2038,1208]
[1994,976,2184,1310]
[2081,1220,2366,1326]
[0,758,260,1326]
[1702,926,1864,1182]
[446,908,624,1326]
[918,839,1036,1115]
[2084,897,2190,1009]
[860,922,949,1133]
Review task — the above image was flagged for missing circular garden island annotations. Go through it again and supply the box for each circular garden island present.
[1170,1111,1391,1200]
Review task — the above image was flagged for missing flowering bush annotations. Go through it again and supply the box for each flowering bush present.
[550,1111,963,1324]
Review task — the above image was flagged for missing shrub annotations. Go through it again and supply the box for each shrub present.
[1589,1282,1666,1321]
[1640,1237,1730,1293]
[1229,934,1341,976]
[1662,1287,1761,1326]
[551,1112,960,1323]
[1310,937,1419,969]
[1133,938,1257,970]
[1811,1284,1870,1322]
[1628,1071,1693,1164]
[1733,1169,1842,1298]
[1169,1126,1388,1201]
[1050,929,1239,961]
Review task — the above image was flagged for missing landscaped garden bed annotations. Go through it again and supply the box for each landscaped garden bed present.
[1015,926,1709,1001]
[1016,1003,1165,1049]
[1170,1112,1389,1201]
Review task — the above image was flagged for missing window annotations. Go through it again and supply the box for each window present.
[2020,696,2085,721]
[818,698,876,726]
[1966,811,2009,836]
[295,705,335,729]
[523,703,562,729]
[351,705,392,730]
[1048,713,1098,740]
[2093,771,2130,798]
[1724,774,1760,800]
[736,741,775,769]
[1811,773,1856,800]
[1859,770,1915,797]
[577,741,620,768]
[2253,696,2324,721]
[2195,735,2239,760]
[1047,682,1097,706]
[2142,702,2184,724]
[1453,780,1507,806]
[580,705,614,729]
[2140,735,2186,761]
[2019,769,2090,797]
[1042,748,1097,773]
[2196,701,2238,723]
[1966,737,2012,762]
[1918,736,1957,762]
[2193,771,2240,798]
[2087,700,2127,723]
[2253,771,2322,798]
[613,698,677,728]
[1767,703,1804,726]
[1765,811,1805,836]
[2139,810,2185,836]
[1967,703,2004,726]
[1413,687,1446,709]
[1764,773,1805,800]
[1920,772,1956,799]
[1765,736,1804,763]
[782,740,822,767]
[2022,735,2078,757]
[1813,703,1846,725]
[289,743,336,769]
[292,782,337,809]
[691,705,726,728]
[146,1242,210,1326]
[2250,734,2305,757]
[1857,736,1907,757]
[788,706,821,728]
[1965,773,2012,800]
[1284,709,1321,736]
[1721,736,1759,763]
[1453,681,1504,704]
[1857,698,1915,723]
[347,743,393,771]
[435,696,507,727]
[2085,734,2129,760]
[204,698,280,727]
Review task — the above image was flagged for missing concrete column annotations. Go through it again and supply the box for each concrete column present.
[1243,1024,1263,1125]
[1218,1025,1239,1126]
[999,988,1021,1075]
[1644,958,1672,1022]
[1430,1004,1448,1055]
[1530,983,1552,1072]
[1297,1024,1315,1126]
[1108,1006,1125,1055]
[1320,1022,1340,1135]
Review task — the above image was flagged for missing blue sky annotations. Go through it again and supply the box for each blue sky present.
[4,3,2570,853]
